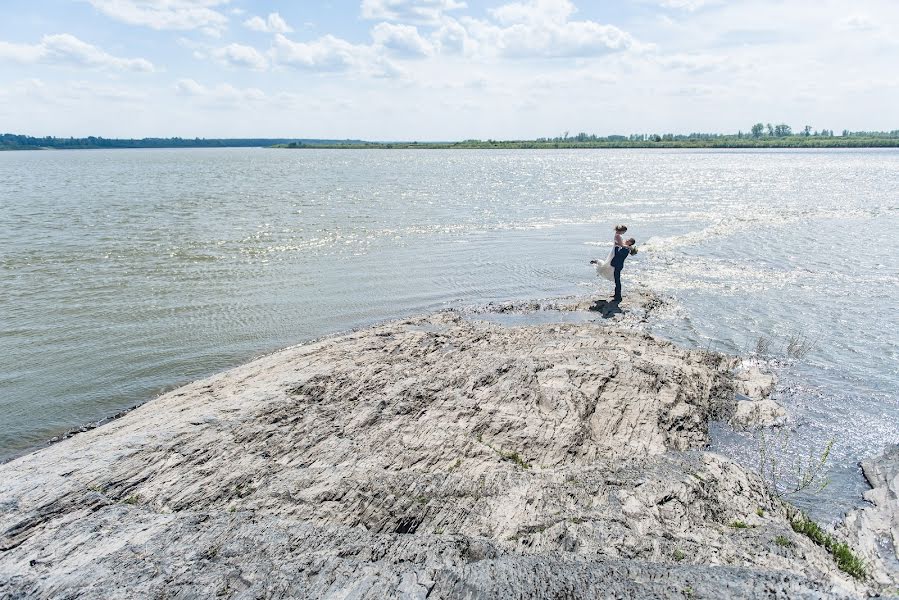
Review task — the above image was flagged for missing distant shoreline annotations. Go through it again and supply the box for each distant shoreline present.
[4,131,899,151]
[272,139,899,150]
[4,140,899,151]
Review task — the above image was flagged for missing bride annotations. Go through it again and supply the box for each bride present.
[594,224,627,281]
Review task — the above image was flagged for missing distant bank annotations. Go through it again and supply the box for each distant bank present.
[0,134,366,151]
[4,131,899,151]
[273,137,899,149]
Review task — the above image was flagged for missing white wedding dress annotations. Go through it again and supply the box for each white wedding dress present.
[595,248,615,281]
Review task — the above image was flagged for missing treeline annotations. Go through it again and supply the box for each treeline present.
[278,123,899,149]
[277,136,899,150]
[0,134,365,150]
[539,124,899,144]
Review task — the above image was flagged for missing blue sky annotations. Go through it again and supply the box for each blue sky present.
[1,0,897,139]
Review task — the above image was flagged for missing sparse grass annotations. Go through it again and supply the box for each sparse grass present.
[122,494,140,505]
[433,527,444,535]
[415,495,429,505]
[569,517,584,525]
[682,585,696,599]
[729,520,750,529]
[785,331,817,359]
[477,435,530,469]
[229,505,236,513]
[790,513,866,580]
[754,336,772,357]
[755,428,833,499]
[774,535,794,548]
[756,507,765,517]
[449,458,462,472]
[672,549,686,561]
[500,449,530,469]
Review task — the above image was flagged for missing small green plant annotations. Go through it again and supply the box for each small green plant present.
[122,494,140,505]
[569,517,584,524]
[774,535,794,548]
[756,507,765,517]
[683,585,695,599]
[672,549,686,561]
[415,495,429,505]
[755,428,833,498]
[478,435,530,469]
[730,520,750,529]
[433,527,444,534]
[790,513,866,580]
[500,449,530,469]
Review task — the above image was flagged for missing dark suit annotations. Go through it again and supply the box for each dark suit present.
[610,246,630,300]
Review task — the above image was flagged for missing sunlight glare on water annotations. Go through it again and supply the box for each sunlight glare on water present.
[1,147,897,521]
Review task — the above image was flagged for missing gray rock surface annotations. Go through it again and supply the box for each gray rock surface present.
[843,445,899,588]
[732,399,788,429]
[0,296,868,598]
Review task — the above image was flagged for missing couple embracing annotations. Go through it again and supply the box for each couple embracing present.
[591,225,637,301]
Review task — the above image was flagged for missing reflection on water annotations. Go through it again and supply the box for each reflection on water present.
[1,148,897,521]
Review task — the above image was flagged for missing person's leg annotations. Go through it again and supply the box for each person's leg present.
[614,267,622,299]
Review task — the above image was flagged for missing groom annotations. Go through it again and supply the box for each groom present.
[611,238,636,301]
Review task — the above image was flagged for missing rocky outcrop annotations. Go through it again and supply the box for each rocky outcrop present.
[730,362,786,429]
[732,398,788,429]
[842,445,899,589]
[0,298,867,598]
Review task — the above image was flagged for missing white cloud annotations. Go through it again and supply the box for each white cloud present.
[837,14,877,32]
[659,0,720,11]
[86,0,230,34]
[371,22,433,56]
[489,0,575,25]
[0,40,46,63]
[655,52,746,74]
[212,43,268,69]
[270,33,403,77]
[361,0,466,25]
[452,0,643,59]
[244,12,293,34]
[174,78,265,103]
[0,34,154,71]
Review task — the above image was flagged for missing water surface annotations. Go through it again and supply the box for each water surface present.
[1,148,896,521]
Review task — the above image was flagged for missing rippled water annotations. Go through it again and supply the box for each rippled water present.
[1,148,896,520]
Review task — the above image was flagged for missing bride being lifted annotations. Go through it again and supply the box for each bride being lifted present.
[591,224,637,300]
[594,224,628,281]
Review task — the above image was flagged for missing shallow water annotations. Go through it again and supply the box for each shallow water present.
[1,148,896,521]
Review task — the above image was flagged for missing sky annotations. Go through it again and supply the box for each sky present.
[0,0,897,140]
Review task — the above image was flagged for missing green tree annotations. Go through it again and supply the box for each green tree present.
[774,123,792,137]
[751,123,765,138]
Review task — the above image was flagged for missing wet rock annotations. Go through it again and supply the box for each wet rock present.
[733,362,777,401]
[732,398,788,429]
[842,445,899,589]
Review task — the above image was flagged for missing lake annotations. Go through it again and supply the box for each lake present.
[1,147,896,520]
